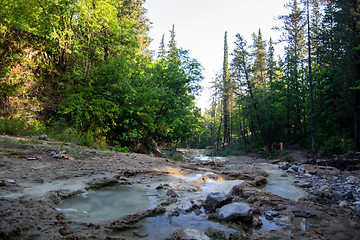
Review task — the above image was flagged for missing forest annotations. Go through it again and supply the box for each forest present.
[1,0,360,157]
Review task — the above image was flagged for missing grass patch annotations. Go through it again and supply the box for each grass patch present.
[0,117,45,136]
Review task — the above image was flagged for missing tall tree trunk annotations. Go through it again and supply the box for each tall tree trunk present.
[245,70,273,155]
[307,0,316,154]
[238,105,248,153]
[212,98,217,156]
[217,111,223,151]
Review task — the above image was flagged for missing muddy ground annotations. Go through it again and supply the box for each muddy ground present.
[0,135,360,240]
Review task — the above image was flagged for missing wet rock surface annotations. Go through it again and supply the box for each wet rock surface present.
[204,192,232,213]
[216,202,253,222]
[173,228,210,240]
[277,161,360,214]
[0,136,360,239]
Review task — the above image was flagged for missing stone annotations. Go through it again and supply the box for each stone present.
[304,173,313,178]
[0,179,16,186]
[38,134,48,141]
[252,215,263,227]
[339,200,348,207]
[204,192,232,213]
[173,228,210,240]
[295,182,312,188]
[298,167,306,174]
[205,229,226,239]
[86,178,119,189]
[289,166,299,172]
[264,211,274,220]
[254,176,268,186]
[287,168,296,174]
[27,157,37,161]
[278,162,291,170]
[264,210,280,220]
[155,184,164,190]
[319,185,331,192]
[166,188,179,198]
[346,176,360,185]
[343,191,354,200]
[216,202,253,222]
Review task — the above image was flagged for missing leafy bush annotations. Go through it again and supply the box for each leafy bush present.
[0,117,45,136]
[320,135,353,156]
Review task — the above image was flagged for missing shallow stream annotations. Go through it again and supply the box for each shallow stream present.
[50,151,308,239]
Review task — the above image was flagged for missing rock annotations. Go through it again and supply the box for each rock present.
[264,211,274,220]
[252,215,263,227]
[205,229,227,239]
[156,184,164,190]
[339,200,349,207]
[27,157,37,161]
[86,178,120,189]
[309,170,317,175]
[355,204,360,216]
[38,134,48,141]
[204,192,232,213]
[278,162,291,170]
[287,168,296,174]
[228,230,249,239]
[295,182,312,188]
[176,200,196,213]
[173,228,210,240]
[346,176,360,185]
[289,166,299,172]
[343,191,354,200]
[304,173,313,178]
[0,179,16,186]
[254,176,268,186]
[264,211,279,220]
[298,167,306,174]
[216,202,253,222]
[166,188,179,198]
[319,185,331,192]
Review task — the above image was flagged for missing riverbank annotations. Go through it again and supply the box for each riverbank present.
[1,135,360,239]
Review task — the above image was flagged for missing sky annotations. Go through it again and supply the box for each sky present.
[144,0,289,112]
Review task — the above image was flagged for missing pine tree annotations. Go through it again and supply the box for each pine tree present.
[168,25,178,59]
[280,0,307,140]
[222,32,231,147]
[267,38,276,83]
[252,29,267,85]
[158,34,166,59]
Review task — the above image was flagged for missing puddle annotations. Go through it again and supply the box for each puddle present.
[0,175,102,199]
[258,163,306,201]
[56,185,164,223]
[121,210,238,240]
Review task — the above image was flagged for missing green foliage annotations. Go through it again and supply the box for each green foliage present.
[201,0,360,157]
[0,117,46,136]
[319,135,353,157]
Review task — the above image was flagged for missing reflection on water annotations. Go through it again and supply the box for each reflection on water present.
[258,163,306,201]
[126,211,238,240]
[56,185,163,222]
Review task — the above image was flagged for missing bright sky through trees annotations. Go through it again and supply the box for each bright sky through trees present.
[145,0,289,112]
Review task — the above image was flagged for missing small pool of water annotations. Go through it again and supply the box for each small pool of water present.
[120,210,238,240]
[258,163,306,201]
[56,185,163,223]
